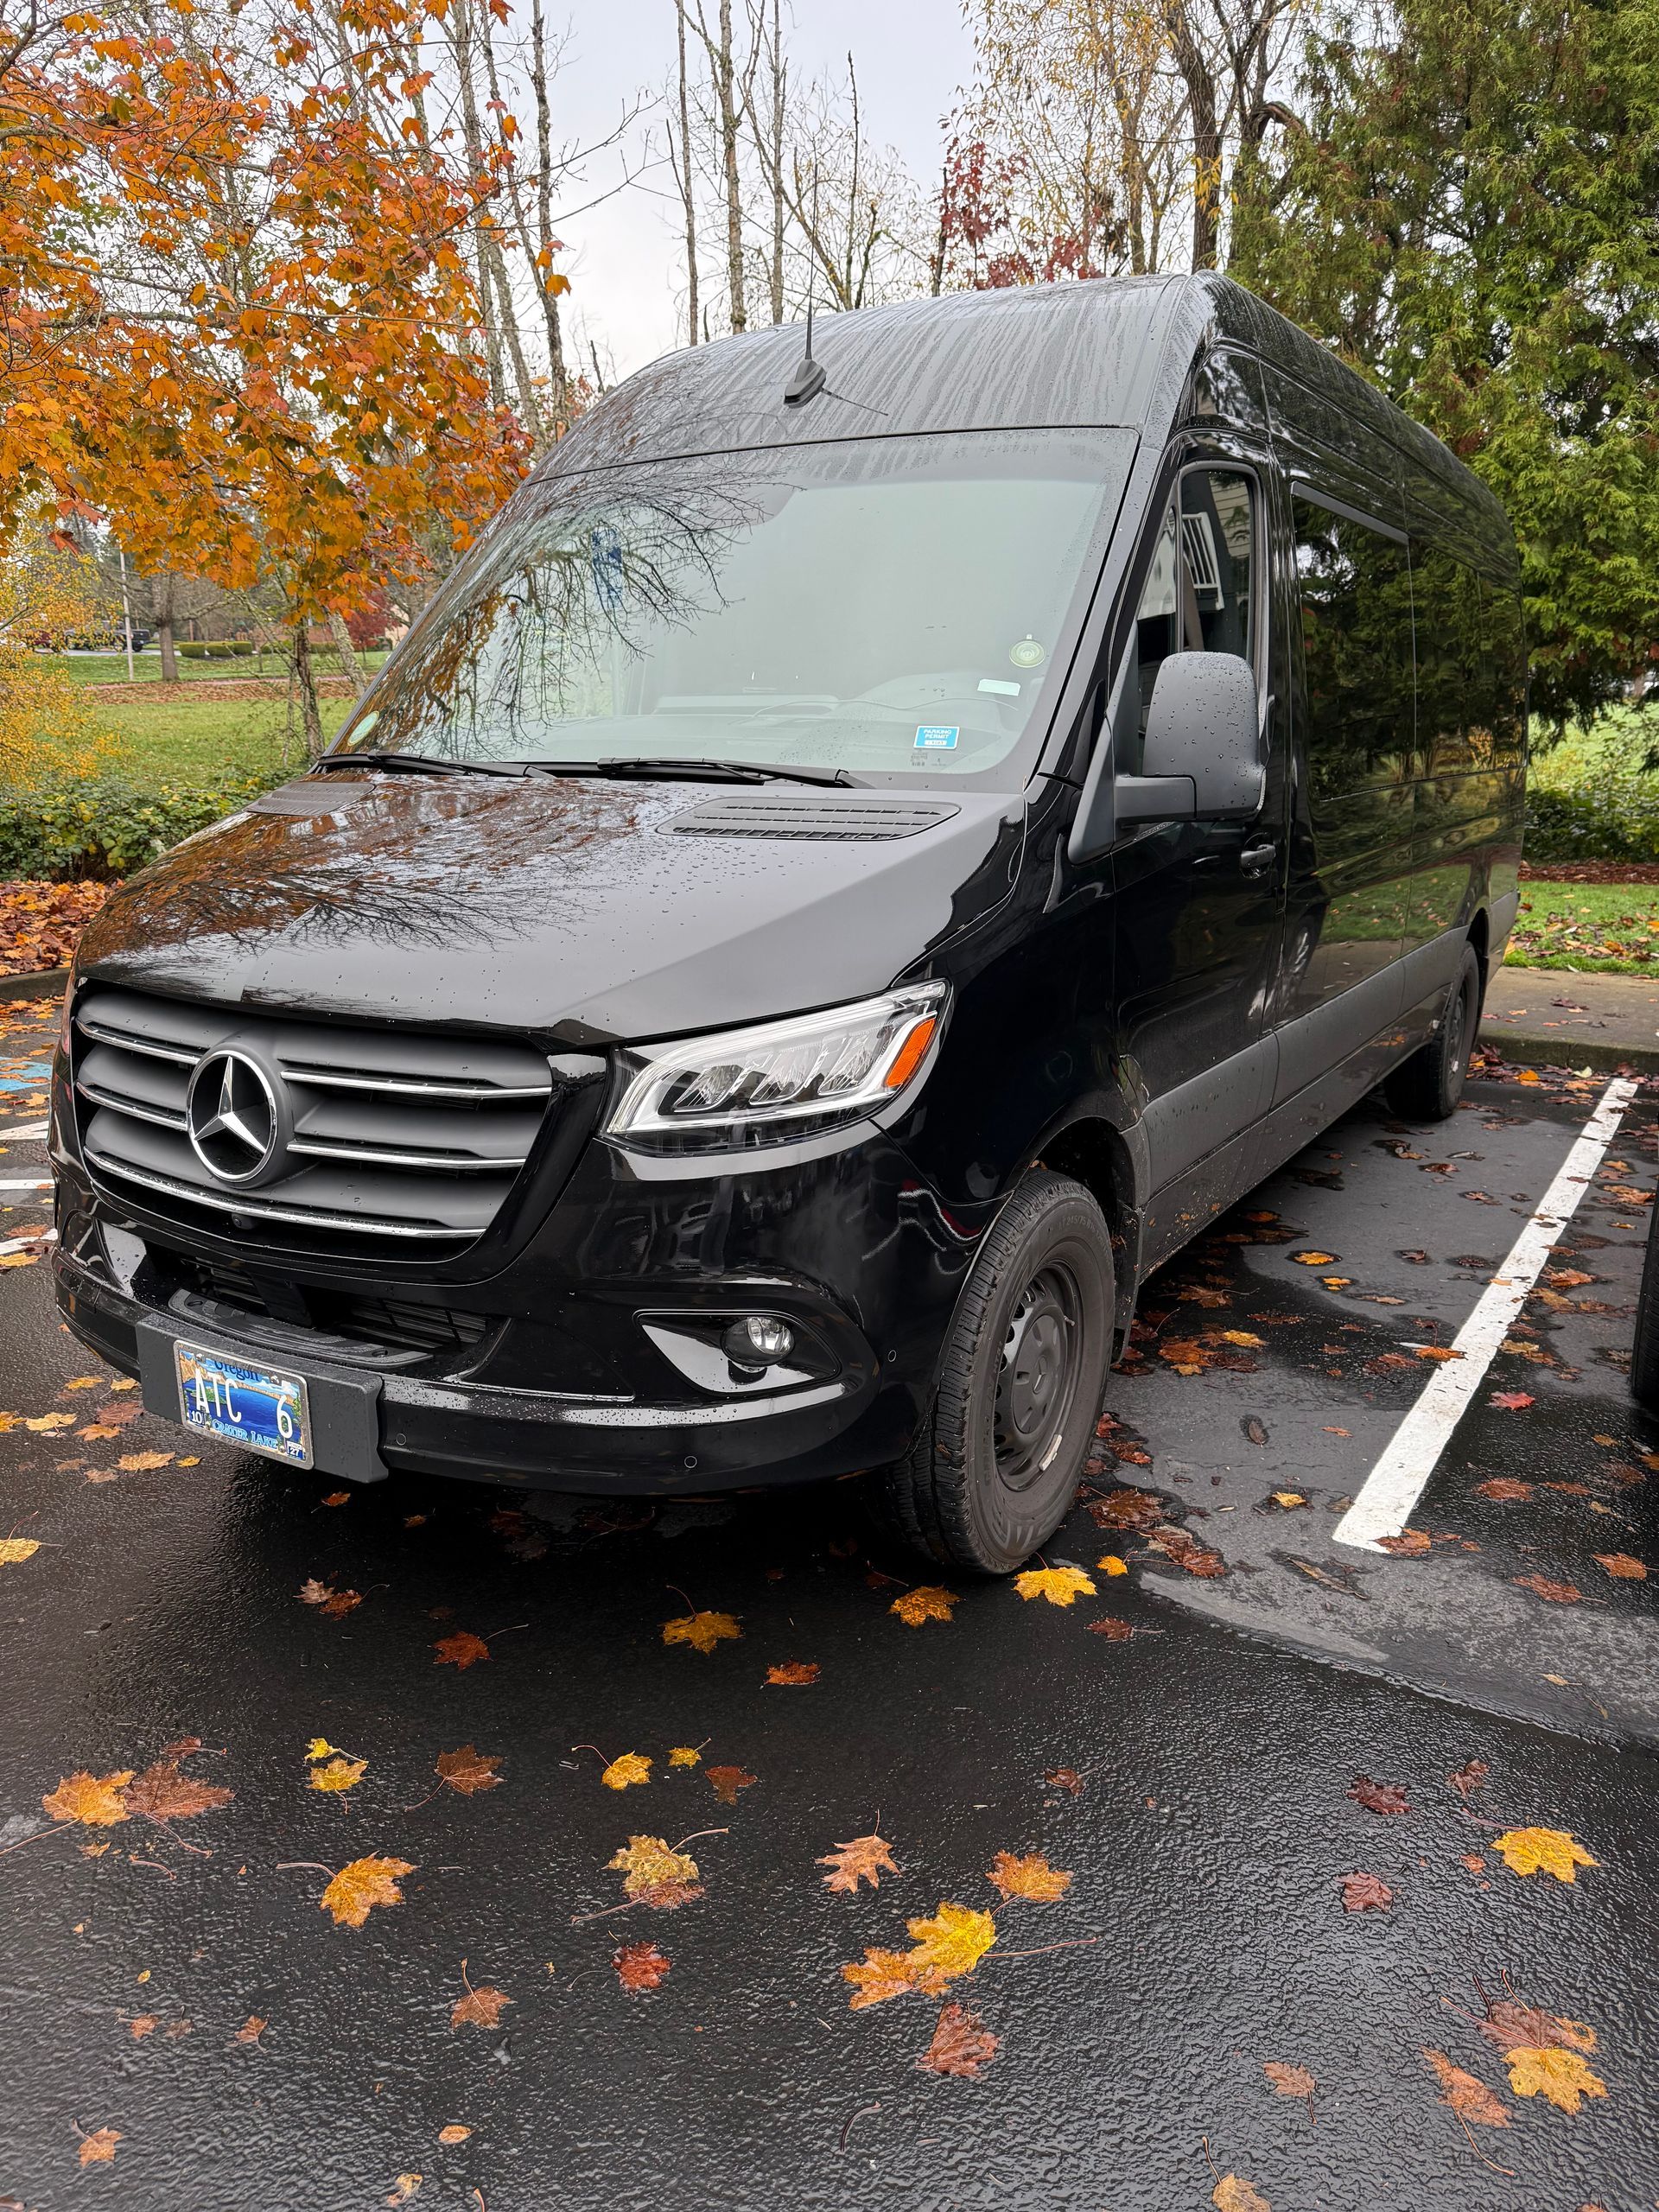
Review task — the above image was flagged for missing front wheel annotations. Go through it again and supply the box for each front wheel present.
[872,1170,1115,1575]
[1384,944,1483,1122]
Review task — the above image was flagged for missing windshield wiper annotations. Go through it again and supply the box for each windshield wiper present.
[315,751,534,779]
[577,757,862,789]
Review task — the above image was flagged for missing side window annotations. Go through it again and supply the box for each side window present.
[1130,468,1255,758]
[1409,539,1488,775]
[1293,494,1414,797]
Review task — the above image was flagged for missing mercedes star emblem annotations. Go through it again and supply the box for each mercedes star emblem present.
[185,1049,283,1185]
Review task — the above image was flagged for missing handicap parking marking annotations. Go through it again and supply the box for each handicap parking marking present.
[1334,1075,1640,1552]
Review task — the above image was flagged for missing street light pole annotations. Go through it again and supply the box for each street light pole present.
[117,544,135,682]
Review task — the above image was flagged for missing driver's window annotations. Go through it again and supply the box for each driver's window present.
[1126,469,1256,765]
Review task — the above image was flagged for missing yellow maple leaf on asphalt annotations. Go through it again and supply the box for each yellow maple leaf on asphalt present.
[1211,2177,1271,2212]
[987,1850,1071,1903]
[601,1753,652,1790]
[668,1746,702,1767]
[906,1901,998,1977]
[1014,1565,1096,1607]
[42,1770,133,1827]
[890,1586,957,1626]
[306,1738,345,1761]
[1505,2045,1608,2114]
[78,2127,121,2168]
[607,1834,702,1905]
[24,1411,74,1432]
[310,1758,367,1794]
[0,1536,40,1564]
[1096,1554,1128,1576]
[320,1855,414,1928]
[1492,1827,1597,1883]
[661,1610,741,1653]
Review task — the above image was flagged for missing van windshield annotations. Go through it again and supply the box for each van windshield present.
[332,430,1134,786]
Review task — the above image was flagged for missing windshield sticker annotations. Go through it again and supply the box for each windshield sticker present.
[914,726,960,750]
[978,678,1020,696]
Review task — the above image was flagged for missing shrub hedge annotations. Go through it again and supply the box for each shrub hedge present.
[1523,775,1659,864]
[0,771,273,880]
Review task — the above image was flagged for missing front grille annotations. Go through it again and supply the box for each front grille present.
[151,1246,493,1361]
[74,985,556,1254]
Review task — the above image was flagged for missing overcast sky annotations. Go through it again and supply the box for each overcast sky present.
[544,0,976,382]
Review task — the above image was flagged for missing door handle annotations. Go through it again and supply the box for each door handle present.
[1239,842,1278,874]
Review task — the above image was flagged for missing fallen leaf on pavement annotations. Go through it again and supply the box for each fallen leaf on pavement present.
[130,2014,158,2039]
[436,2125,470,2144]
[127,1742,232,1824]
[917,2000,1001,2077]
[321,1490,350,1506]
[668,1745,702,1767]
[320,1855,414,1928]
[1473,1478,1532,1501]
[987,1851,1071,1902]
[890,1586,957,1626]
[1505,2046,1607,2114]
[1270,1492,1306,1510]
[607,1834,703,1909]
[433,1631,491,1669]
[386,2175,421,2203]
[1511,1574,1582,1604]
[234,2017,266,2045]
[79,2128,121,2167]
[1476,1996,1596,2056]
[705,1764,755,1806]
[601,1753,652,1790]
[24,1412,74,1432]
[117,1451,174,1471]
[818,1832,899,1892]
[0,1535,40,1564]
[613,1941,671,1992]
[1290,1251,1336,1266]
[1446,1758,1489,1800]
[449,1967,511,2031]
[435,1745,501,1796]
[297,1579,362,1617]
[1044,1767,1084,1795]
[1148,1524,1226,1577]
[42,1770,132,1827]
[1338,1871,1394,1912]
[1414,1345,1465,1363]
[1378,1528,1433,1554]
[1097,1553,1128,1575]
[1593,1552,1647,1580]
[661,1610,741,1653]
[1014,1565,1096,1606]
[1263,2060,1315,2105]
[1348,1776,1410,1815]
[844,1901,996,2008]
[766,1661,819,1685]
[1088,1617,1134,1640]
[1423,2048,1509,2126]
[310,1758,366,1793]
[1489,1391,1535,1410]
[1087,1486,1164,1530]
[1491,1827,1596,1882]
[1211,2176,1270,2212]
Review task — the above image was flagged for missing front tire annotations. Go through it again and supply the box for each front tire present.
[874,1170,1115,1575]
[1384,944,1483,1122]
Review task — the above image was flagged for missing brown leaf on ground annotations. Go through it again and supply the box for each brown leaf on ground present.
[234,2017,267,2045]
[436,2125,471,2144]
[1087,1486,1164,1531]
[433,1630,491,1669]
[129,2014,159,2039]
[705,1764,756,1807]
[1262,2060,1316,2104]
[818,1831,899,1893]
[890,1586,957,1626]
[1423,2048,1510,2126]
[449,1973,511,2031]
[986,1850,1071,1903]
[1338,1871,1394,1912]
[1489,1392,1535,1411]
[434,1745,501,1796]
[1088,1617,1135,1640]
[42,1770,132,1827]
[78,2128,121,2167]
[1594,1551,1647,1580]
[1475,1995,1597,2057]
[607,1834,703,1909]
[1044,1767,1084,1795]
[1378,1528,1434,1555]
[1511,1573,1582,1604]
[1474,1478,1532,1501]
[1348,1776,1410,1816]
[766,1661,819,1685]
[1147,1524,1225,1577]
[126,1745,232,1824]
[320,1855,414,1928]
[1446,1758,1490,1800]
[1211,2176,1271,2212]
[917,2000,1001,2078]
[613,1941,671,1992]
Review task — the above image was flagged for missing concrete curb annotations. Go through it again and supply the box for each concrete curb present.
[1479,1025,1659,1077]
[2,968,68,1002]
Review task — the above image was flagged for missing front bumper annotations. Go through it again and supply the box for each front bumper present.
[51,1122,986,1495]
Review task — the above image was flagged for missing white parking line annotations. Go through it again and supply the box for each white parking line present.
[0,1121,48,1141]
[1334,1075,1641,1553]
[0,1178,52,1190]
[0,1228,55,1257]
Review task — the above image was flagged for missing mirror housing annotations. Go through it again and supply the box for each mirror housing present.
[1113,651,1265,823]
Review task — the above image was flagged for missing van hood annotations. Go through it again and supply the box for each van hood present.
[74,773,1025,1042]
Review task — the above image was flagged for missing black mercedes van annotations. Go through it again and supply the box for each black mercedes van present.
[49,273,1525,1573]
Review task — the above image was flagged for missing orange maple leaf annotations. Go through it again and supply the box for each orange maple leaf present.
[817,1832,899,1893]
[433,1630,490,1669]
[705,1764,756,1806]
[613,1941,671,1992]
[449,1963,511,2030]
[78,2127,121,2167]
[661,1610,741,1654]
[1422,2048,1509,2126]
[435,1745,500,1796]
[766,1661,819,1685]
[986,1850,1071,1903]
[890,1586,957,1626]
[42,1769,132,1827]
[607,1834,703,1908]
[320,1855,414,1928]
[125,1741,232,1824]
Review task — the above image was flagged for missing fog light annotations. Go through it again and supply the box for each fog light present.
[721,1315,795,1365]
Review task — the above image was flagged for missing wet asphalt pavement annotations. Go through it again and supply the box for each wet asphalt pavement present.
[2,991,1656,2212]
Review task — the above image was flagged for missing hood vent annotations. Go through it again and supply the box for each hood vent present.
[666,795,959,842]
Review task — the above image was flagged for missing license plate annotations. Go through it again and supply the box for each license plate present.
[173,1342,311,1466]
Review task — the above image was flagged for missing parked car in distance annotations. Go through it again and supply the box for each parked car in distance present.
[50,272,1526,1573]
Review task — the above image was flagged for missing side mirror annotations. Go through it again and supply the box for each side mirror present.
[1114,652,1265,823]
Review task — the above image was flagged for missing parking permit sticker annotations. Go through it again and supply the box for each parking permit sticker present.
[914,725,960,750]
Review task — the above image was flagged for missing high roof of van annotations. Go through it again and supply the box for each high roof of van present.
[537,272,1511,564]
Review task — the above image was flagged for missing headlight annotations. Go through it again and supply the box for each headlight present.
[606,982,947,1154]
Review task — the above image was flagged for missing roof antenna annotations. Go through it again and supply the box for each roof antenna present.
[785,162,826,407]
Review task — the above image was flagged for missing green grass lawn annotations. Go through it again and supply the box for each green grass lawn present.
[52,649,386,687]
[1506,878,1659,973]
[87,690,353,786]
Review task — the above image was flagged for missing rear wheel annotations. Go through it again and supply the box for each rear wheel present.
[1630,1198,1659,1414]
[1384,944,1482,1122]
[873,1170,1115,1575]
